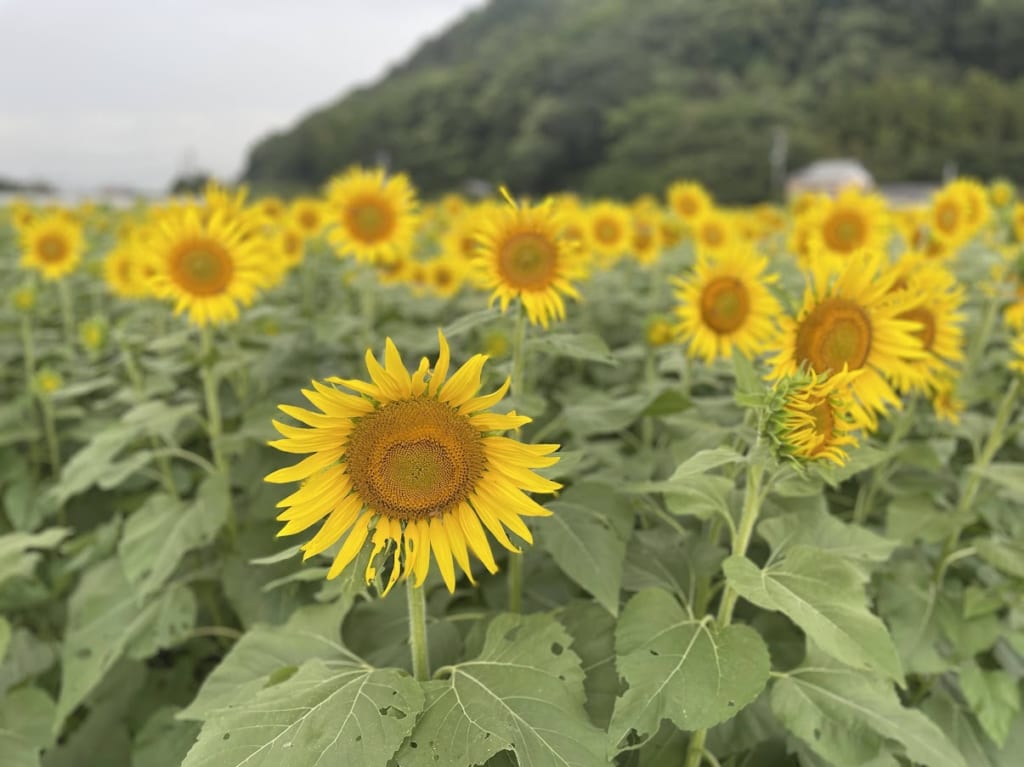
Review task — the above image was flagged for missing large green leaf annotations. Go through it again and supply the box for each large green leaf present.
[119,475,229,598]
[181,658,423,767]
[758,509,897,565]
[528,332,617,365]
[178,601,355,722]
[608,588,770,752]
[771,649,967,767]
[723,546,904,683]
[558,601,620,730]
[0,686,54,767]
[0,528,71,588]
[55,559,196,728]
[394,613,608,767]
[540,482,633,615]
[132,707,202,767]
[958,662,1021,747]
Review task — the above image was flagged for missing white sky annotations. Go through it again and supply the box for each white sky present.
[0,0,483,193]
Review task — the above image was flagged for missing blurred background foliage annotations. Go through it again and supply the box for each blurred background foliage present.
[242,0,1024,202]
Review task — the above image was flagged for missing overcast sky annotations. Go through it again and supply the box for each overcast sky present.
[0,0,483,193]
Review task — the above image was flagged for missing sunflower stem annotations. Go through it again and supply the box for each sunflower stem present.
[937,376,1019,579]
[38,393,65,526]
[19,315,42,474]
[120,339,179,500]
[406,581,431,682]
[56,278,76,347]
[685,439,766,767]
[507,301,530,613]
[200,327,237,541]
[360,267,377,350]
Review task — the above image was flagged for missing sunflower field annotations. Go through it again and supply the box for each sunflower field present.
[1,172,1023,767]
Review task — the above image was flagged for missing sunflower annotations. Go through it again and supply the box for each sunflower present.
[375,252,412,287]
[771,368,861,466]
[103,244,153,298]
[807,188,889,261]
[990,179,1016,209]
[289,197,327,238]
[426,256,466,299]
[930,376,964,424]
[768,255,928,430]
[1012,203,1024,244]
[667,180,713,225]
[693,209,738,256]
[256,196,286,224]
[673,246,781,363]
[629,208,664,266]
[886,255,965,395]
[145,205,272,326]
[265,331,560,593]
[474,191,584,329]
[587,201,631,265]
[929,184,971,246]
[277,225,306,269]
[325,167,419,263]
[19,214,84,280]
[947,178,990,236]
[441,209,485,265]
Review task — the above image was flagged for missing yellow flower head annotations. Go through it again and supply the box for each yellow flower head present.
[886,254,966,395]
[145,204,273,327]
[288,197,327,238]
[426,256,466,299]
[78,316,108,354]
[667,180,713,225]
[771,368,861,466]
[629,208,664,266]
[673,246,781,363]
[645,316,675,348]
[325,166,419,263]
[277,225,306,269]
[19,214,84,280]
[990,179,1016,209]
[103,241,156,299]
[474,190,585,329]
[10,283,37,313]
[34,368,63,397]
[692,208,738,256]
[265,330,560,593]
[806,188,889,262]
[930,376,964,425]
[768,254,928,431]
[587,200,631,265]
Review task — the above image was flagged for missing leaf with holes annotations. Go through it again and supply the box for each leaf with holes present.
[608,588,770,752]
[723,546,904,683]
[180,658,423,767]
[394,613,607,767]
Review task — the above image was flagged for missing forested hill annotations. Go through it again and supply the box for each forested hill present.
[242,0,1024,202]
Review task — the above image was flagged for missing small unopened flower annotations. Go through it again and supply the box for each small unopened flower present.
[769,368,861,467]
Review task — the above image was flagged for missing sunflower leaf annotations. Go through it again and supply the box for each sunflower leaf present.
[958,661,1021,747]
[118,475,229,599]
[541,482,633,615]
[178,601,355,722]
[0,685,55,767]
[528,332,618,365]
[608,588,770,753]
[394,613,607,767]
[180,659,423,767]
[0,527,71,589]
[723,546,905,684]
[772,647,967,767]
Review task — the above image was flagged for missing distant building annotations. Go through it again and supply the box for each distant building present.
[786,158,875,198]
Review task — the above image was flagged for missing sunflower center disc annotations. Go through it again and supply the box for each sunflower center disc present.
[38,234,68,263]
[595,219,620,244]
[171,240,234,296]
[899,307,936,351]
[346,398,486,520]
[348,197,394,243]
[824,212,865,253]
[700,276,751,334]
[498,233,558,290]
[810,400,835,442]
[796,297,872,372]
[678,197,698,217]
[702,223,724,247]
[936,202,959,233]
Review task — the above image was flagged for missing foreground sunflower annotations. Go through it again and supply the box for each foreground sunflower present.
[770,368,861,466]
[768,255,928,430]
[145,205,272,326]
[673,247,780,363]
[19,214,84,280]
[325,166,418,263]
[474,190,585,328]
[266,331,560,593]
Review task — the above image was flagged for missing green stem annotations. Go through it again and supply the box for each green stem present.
[20,316,42,472]
[57,279,76,346]
[966,293,999,373]
[852,399,916,524]
[641,345,657,455]
[120,341,179,499]
[685,441,766,767]
[200,327,236,538]
[507,302,529,613]
[938,377,1019,572]
[39,395,66,526]
[360,268,377,350]
[406,581,431,682]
